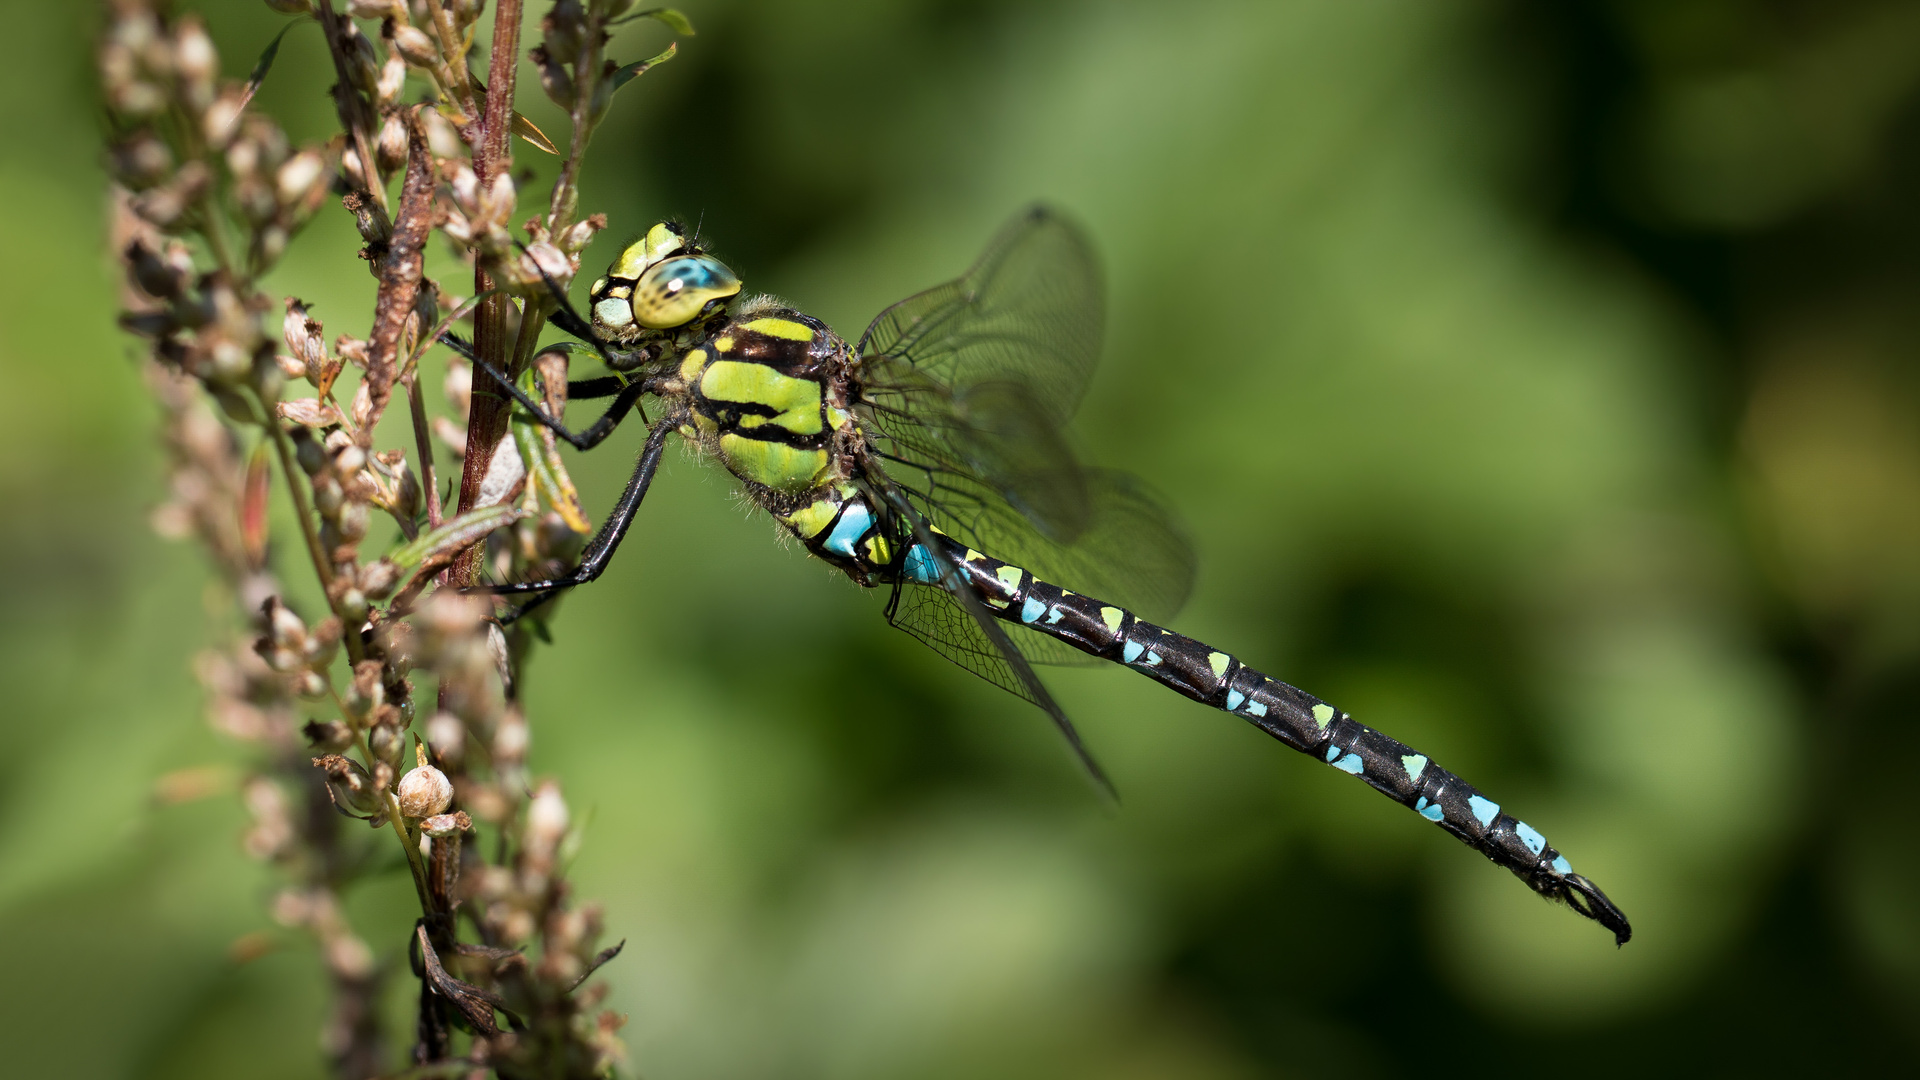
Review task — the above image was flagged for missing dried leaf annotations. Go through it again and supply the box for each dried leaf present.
[566,939,625,993]
[415,926,507,1036]
[277,397,344,428]
[239,18,306,111]
[240,439,271,568]
[511,111,560,156]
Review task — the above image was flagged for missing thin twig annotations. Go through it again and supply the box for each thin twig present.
[363,109,436,439]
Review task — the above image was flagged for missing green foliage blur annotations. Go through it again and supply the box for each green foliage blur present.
[5,0,1917,1074]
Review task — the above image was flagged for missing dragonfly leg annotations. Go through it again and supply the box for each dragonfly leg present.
[439,331,651,451]
[470,416,677,617]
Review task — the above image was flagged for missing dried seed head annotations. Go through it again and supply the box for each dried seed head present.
[312,754,383,817]
[376,111,408,172]
[303,718,355,752]
[397,745,454,818]
[368,717,405,768]
[421,810,472,837]
[108,132,175,189]
[346,0,399,17]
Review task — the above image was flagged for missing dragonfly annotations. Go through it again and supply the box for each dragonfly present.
[446,207,1632,945]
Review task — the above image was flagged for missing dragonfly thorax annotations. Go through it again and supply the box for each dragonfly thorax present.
[671,306,870,519]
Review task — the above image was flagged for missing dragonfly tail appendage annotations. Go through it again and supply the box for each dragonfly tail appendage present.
[913,533,1632,945]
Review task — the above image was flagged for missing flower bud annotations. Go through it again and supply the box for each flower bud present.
[493,709,528,765]
[202,87,247,151]
[263,595,308,648]
[525,781,569,850]
[376,52,408,106]
[109,132,174,189]
[391,24,440,69]
[341,146,369,191]
[376,111,408,172]
[358,559,400,600]
[173,17,218,111]
[425,712,464,764]
[293,430,326,477]
[531,46,573,109]
[344,24,380,96]
[541,0,585,65]
[125,239,187,299]
[276,149,328,208]
[368,717,405,767]
[312,754,383,817]
[397,745,453,818]
[450,0,487,28]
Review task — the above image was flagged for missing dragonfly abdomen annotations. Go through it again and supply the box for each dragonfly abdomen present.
[905,534,1632,945]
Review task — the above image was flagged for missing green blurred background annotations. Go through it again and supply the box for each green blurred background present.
[5,0,1919,1075]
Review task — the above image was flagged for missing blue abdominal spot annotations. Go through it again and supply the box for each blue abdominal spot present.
[902,544,940,584]
[824,503,874,558]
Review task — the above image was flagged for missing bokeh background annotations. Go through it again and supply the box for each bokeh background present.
[5,0,1919,1075]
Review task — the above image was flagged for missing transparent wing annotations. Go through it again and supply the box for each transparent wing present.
[868,480,1116,798]
[859,206,1103,429]
[856,207,1197,623]
[859,207,1104,545]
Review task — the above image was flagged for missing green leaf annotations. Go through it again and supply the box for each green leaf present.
[389,504,524,569]
[239,18,307,110]
[511,111,561,155]
[613,8,696,35]
[611,42,677,91]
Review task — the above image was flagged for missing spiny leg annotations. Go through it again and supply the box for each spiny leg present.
[471,415,678,622]
[440,331,651,451]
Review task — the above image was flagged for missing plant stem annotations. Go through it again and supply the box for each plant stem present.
[259,392,369,667]
[449,0,526,590]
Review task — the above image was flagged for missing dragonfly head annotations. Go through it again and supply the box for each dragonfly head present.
[588,221,743,340]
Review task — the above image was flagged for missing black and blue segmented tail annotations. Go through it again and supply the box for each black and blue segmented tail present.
[902,535,1632,945]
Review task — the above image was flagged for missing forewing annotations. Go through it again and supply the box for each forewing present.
[859,206,1103,427]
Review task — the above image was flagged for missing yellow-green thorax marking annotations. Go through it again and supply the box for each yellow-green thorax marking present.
[674,307,863,505]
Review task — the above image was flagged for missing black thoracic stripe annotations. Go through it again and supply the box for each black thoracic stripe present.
[928,534,1631,945]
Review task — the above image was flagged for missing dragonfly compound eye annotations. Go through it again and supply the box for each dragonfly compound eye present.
[631,255,742,329]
